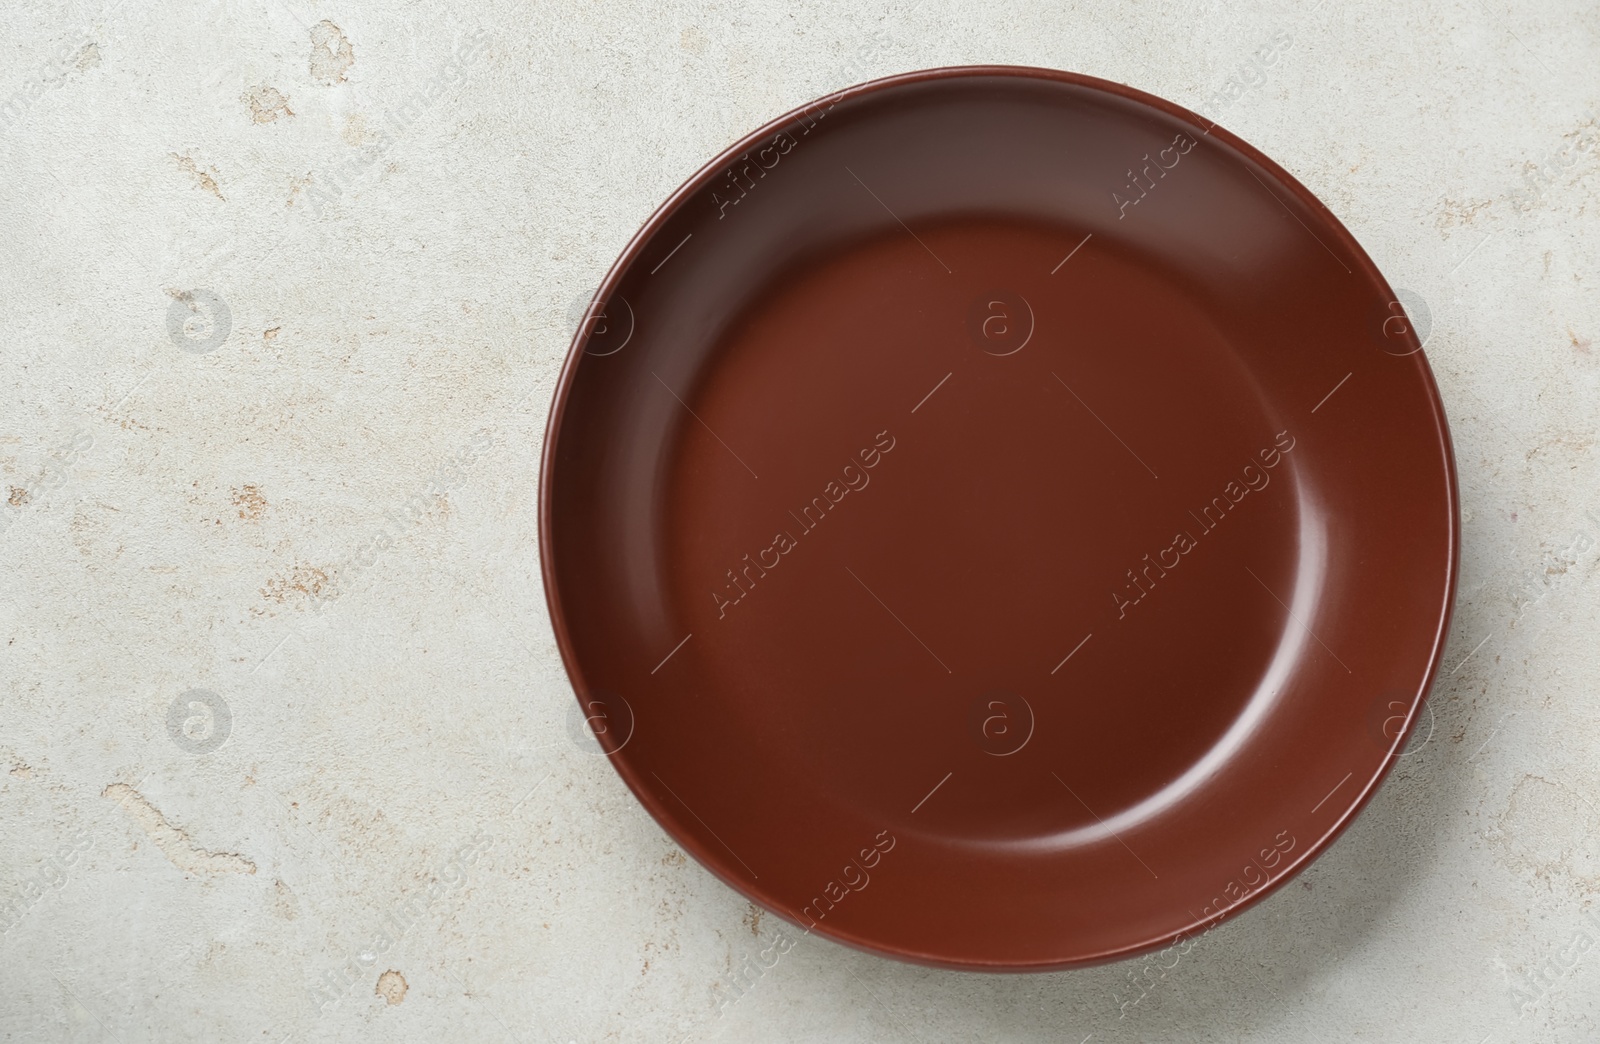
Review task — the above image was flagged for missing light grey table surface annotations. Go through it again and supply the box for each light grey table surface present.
[3,0,1598,1041]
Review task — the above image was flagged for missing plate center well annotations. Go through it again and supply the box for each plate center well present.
[663,214,1307,846]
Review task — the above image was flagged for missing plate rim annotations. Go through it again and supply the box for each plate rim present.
[538,64,1462,970]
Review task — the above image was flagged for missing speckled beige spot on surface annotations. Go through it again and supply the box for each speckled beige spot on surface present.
[232,485,266,521]
[1435,197,1492,230]
[285,174,313,207]
[171,153,224,200]
[309,20,355,85]
[1491,775,1600,890]
[271,879,300,921]
[341,112,372,146]
[257,562,333,610]
[102,783,257,876]
[375,969,407,1005]
[243,84,294,123]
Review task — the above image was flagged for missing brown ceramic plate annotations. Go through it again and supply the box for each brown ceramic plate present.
[540,66,1458,970]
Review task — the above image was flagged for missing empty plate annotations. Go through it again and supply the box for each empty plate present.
[540,66,1458,969]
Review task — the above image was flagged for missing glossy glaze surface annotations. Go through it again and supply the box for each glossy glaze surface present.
[541,67,1458,969]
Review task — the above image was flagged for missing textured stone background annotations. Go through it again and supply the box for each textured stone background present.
[2,0,1598,1040]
